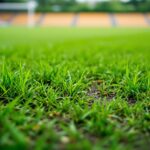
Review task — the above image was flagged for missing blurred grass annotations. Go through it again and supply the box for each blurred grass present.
[0,27,150,150]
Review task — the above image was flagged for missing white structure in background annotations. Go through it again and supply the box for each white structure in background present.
[0,0,37,27]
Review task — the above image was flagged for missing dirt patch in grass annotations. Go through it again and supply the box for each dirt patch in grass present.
[87,80,116,106]
[87,81,101,99]
[127,96,137,104]
[84,132,99,143]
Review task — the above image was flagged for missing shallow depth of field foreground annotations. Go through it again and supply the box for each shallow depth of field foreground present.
[0,28,150,150]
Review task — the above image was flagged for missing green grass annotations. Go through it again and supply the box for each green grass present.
[0,27,150,150]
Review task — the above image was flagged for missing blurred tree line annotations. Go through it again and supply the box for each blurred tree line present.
[0,0,150,12]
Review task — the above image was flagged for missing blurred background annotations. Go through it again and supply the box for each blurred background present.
[0,0,150,27]
[38,0,150,12]
[0,0,150,12]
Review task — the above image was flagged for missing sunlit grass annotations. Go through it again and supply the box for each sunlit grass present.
[0,27,149,149]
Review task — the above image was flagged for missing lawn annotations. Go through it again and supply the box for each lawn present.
[0,27,149,150]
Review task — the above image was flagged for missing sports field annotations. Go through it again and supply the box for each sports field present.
[0,28,150,149]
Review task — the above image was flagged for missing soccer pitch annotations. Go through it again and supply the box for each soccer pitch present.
[0,28,150,149]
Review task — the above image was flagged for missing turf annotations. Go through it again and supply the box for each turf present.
[0,27,150,150]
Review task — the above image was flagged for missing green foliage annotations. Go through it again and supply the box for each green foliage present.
[0,28,150,149]
[0,0,150,12]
